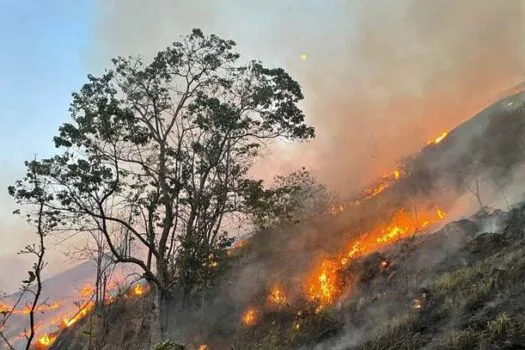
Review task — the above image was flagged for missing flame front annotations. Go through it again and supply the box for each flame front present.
[5,280,151,349]
[62,302,94,328]
[428,131,449,145]
[305,208,446,308]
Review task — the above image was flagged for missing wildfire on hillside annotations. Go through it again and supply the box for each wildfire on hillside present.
[0,280,151,349]
[239,204,446,325]
[305,207,446,307]
[236,130,453,326]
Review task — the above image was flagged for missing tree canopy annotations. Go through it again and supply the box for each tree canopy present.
[8,28,315,339]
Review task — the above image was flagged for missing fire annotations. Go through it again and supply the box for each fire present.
[198,345,209,350]
[328,203,346,215]
[363,182,388,199]
[79,284,95,297]
[306,259,341,305]
[360,168,404,200]
[241,308,258,327]
[267,285,287,306]
[133,284,145,296]
[62,302,94,328]
[0,302,9,312]
[428,131,448,145]
[38,334,57,346]
[305,207,446,307]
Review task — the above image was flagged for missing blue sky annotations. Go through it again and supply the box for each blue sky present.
[0,1,93,168]
[0,1,95,290]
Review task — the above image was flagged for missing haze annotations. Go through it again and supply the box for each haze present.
[0,0,523,293]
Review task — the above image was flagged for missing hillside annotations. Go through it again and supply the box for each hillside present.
[7,90,525,349]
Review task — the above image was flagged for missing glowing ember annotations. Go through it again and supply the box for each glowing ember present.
[241,308,258,327]
[133,284,145,296]
[428,131,449,145]
[198,345,209,350]
[412,298,423,310]
[267,286,287,305]
[38,334,57,346]
[394,169,400,180]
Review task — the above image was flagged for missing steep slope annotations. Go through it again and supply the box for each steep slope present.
[15,90,525,349]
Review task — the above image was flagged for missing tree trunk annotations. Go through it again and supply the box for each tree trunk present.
[150,284,173,346]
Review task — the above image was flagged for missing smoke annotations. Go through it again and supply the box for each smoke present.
[91,0,525,193]
[3,1,520,347]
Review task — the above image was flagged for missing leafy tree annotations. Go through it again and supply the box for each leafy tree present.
[247,167,330,229]
[8,29,314,342]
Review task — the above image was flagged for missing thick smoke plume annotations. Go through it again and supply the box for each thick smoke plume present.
[92,0,525,193]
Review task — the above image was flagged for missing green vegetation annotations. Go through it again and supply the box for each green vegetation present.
[8,28,315,343]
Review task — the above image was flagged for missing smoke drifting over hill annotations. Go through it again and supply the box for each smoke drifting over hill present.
[2,2,525,348]
[92,0,525,192]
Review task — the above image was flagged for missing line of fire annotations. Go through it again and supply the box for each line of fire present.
[2,130,454,349]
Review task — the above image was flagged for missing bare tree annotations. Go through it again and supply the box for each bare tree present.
[466,173,485,213]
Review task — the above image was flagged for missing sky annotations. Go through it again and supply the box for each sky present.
[0,1,96,291]
[0,0,524,293]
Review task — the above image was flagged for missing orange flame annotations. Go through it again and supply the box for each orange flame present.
[428,131,449,145]
[37,334,57,347]
[241,308,258,327]
[306,259,341,305]
[62,302,94,328]
[267,285,287,306]
[133,284,145,296]
[305,207,446,307]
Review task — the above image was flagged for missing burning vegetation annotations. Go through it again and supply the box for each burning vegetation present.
[2,280,150,349]
[4,13,525,348]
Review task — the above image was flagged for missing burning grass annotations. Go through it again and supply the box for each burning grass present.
[304,207,446,308]
[2,280,152,349]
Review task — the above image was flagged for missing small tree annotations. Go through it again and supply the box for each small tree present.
[2,158,51,350]
[9,29,314,342]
